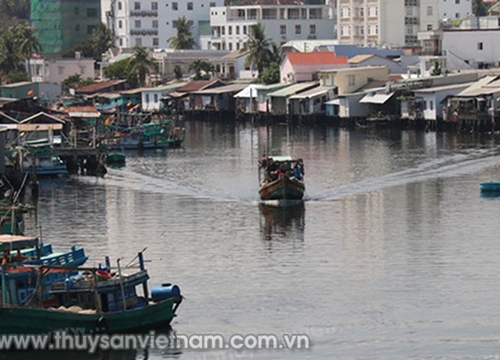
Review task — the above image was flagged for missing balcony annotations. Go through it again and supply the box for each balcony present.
[130,29,158,36]
[130,10,158,17]
[404,16,419,25]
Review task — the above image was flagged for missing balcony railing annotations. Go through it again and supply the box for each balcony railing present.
[130,29,158,36]
[130,10,158,17]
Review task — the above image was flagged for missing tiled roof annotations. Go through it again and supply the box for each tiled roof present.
[286,52,348,66]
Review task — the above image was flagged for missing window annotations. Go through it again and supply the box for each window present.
[75,24,80,31]
[135,20,141,28]
[407,26,413,35]
[243,25,247,34]
[236,42,240,50]
[228,26,232,35]
[152,20,158,28]
[407,7,412,16]
[134,2,140,10]
[309,24,316,34]
[430,101,434,110]
[478,42,483,50]
[295,25,301,35]
[221,27,225,35]
[236,26,239,35]
[154,94,158,102]
[210,2,216,6]
[455,0,460,3]
[118,2,122,10]
[187,2,193,10]
[153,38,159,46]
[455,13,460,18]
[119,38,123,46]
[87,8,98,17]
[229,43,233,51]
[360,25,364,35]
[118,20,122,29]
[151,1,157,10]
[301,8,307,19]
[135,38,142,46]
[146,94,150,103]
[427,24,432,30]
[360,7,364,17]
[280,25,286,34]
[172,2,178,10]
[348,75,355,86]
[427,6,432,16]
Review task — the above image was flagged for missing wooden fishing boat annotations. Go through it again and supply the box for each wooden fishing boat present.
[110,121,184,150]
[0,251,182,334]
[258,156,305,201]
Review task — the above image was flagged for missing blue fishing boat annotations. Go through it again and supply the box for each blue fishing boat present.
[479,181,500,192]
[22,142,68,176]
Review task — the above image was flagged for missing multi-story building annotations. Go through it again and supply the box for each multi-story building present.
[31,0,101,54]
[209,1,336,52]
[337,0,471,48]
[109,0,225,49]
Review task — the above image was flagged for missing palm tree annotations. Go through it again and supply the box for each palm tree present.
[91,23,115,61]
[241,23,272,76]
[130,46,157,86]
[0,27,26,81]
[168,16,197,50]
[14,22,42,81]
[188,60,214,80]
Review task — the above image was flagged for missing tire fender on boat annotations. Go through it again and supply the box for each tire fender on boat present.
[96,316,108,333]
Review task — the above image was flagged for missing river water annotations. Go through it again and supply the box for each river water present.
[10,121,500,360]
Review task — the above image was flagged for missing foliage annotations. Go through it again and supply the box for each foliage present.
[103,57,135,83]
[188,60,215,80]
[168,16,197,50]
[259,62,280,84]
[431,60,442,76]
[61,74,93,93]
[62,39,94,59]
[91,23,115,61]
[0,0,29,31]
[472,0,488,16]
[129,46,157,86]
[173,65,183,80]
[241,23,272,75]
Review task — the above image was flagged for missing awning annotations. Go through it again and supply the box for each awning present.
[325,98,341,105]
[359,92,395,104]
[289,86,335,100]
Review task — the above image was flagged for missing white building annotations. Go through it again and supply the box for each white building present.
[337,0,471,48]
[209,2,335,52]
[110,0,225,49]
[29,57,95,84]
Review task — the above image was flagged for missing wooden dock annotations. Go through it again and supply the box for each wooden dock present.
[58,147,107,176]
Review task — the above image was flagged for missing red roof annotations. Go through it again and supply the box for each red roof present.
[75,80,127,94]
[176,80,224,93]
[286,52,348,66]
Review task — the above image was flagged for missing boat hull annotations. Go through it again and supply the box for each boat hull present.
[259,176,305,201]
[0,296,182,334]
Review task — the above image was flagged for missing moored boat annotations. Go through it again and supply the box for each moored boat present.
[480,181,500,192]
[258,156,305,201]
[0,251,181,334]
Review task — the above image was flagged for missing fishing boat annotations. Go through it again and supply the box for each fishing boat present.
[258,156,305,201]
[111,121,184,150]
[21,142,68,176]
[0,251,182,334]
[480,181,500,192]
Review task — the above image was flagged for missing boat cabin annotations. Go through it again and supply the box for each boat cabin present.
[259,156,304,183]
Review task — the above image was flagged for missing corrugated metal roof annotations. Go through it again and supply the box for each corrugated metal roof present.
[415,82,474,93]
[193,83,248,95]
[176,80,223,93]
[268,82,319,98]
[289,86,335,99]
[359,92,395,104]
[457,76,498,96]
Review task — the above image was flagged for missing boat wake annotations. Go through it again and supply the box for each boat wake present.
[308,148,499,202]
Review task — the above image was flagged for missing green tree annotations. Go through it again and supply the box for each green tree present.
[259,62,280,84]
[241,23,272,76]
[472,0,488,16]
[0,26,26,83]
[14,22,42,81]
[431,60,442,76]
[91,23,115,61]
[130,46,157,86]
[103,57,137,87]
[168,16,197,50]
[188,60,214,80]
[61,74,93,93]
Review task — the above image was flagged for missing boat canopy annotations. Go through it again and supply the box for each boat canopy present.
[0,235,39,251]
[267,155,301,162]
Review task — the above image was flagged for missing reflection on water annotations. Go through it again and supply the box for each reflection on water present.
[259,201,305,243]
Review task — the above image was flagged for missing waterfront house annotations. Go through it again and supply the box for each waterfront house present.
[444,76,500,124]
[29,56,95,85]
[190,83,248,112]
[0,82,61,103]
[175,80,226,111]
[234,83,288,113]
[212,51,252,81]
[18,112,68,145]
[400,82,473,122]
[325,93,367,118]
[280,52,348,84]
[288,85,336,116]
[267,82,319,115]
[141,82,188,112]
